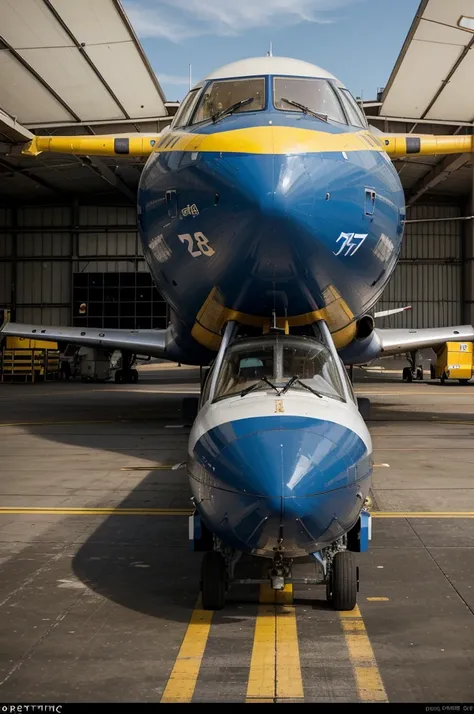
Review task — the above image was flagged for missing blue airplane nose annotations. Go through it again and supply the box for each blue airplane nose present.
[192,417,372,556]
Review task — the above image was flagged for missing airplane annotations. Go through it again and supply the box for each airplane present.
[2,55,474,611]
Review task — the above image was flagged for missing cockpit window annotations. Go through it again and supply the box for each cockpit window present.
[171,88,200,128]
[273,77,347,124]
[190,77,265,124]
[213,335,345,402]
[338,88,368,128]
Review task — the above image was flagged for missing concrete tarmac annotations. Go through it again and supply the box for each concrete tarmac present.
[0,365,473,703]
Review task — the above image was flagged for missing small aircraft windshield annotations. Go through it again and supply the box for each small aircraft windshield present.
[273,77,346,124]
[191,77,265,124]
[213,335,345,402]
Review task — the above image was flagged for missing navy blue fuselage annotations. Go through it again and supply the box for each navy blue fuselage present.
[137,75,405,364]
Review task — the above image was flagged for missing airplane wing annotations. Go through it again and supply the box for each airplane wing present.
[0,319,174,359]
[375,325,474,357]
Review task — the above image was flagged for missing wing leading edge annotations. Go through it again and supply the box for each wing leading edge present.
[0,320,174,359]
[375,325,474,357]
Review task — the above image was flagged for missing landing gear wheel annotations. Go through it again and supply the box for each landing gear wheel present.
[114,369,123,383]
[201,551,226,610]
[402,366,412,383]
[130,369,139,383]
[459,379,470,385]
[331,551,357,611]
[430,364,436,380]
[416,367,423,381]
[440,372,447,385]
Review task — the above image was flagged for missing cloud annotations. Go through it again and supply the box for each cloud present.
[123,0,360,41]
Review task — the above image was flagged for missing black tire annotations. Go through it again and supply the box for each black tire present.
[459,379,470,385]
[201,551,226,610]
[430,364,436,380]
[440,372,446,385]
[130,369,139,383]
[402,367,412,383]
[331,551,357,611]
[183,396,199,424]
[114,369,123,383]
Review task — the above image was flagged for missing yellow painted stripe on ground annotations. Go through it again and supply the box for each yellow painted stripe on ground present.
[276,604,304,700]
[0,507,191,516]
[246,604,276,702]
[258,584,293,605]
[366,597,389,602]
[160,597,212,703]
[339,605,387,703]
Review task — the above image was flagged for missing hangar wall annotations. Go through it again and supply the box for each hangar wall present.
[0,202,466,332]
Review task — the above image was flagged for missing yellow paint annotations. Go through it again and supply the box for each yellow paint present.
[383,133,474,158]
[22,134,161,157]
[160,597,213,703]
[259,583,293,604]
[275,605,304,700]
[5,336,58,350]
[0,507,191,516]
[190,284,356,352]
[339,605,387,702]
[434,341,474,382]
[246,604,276,701]
[366,597,389,602]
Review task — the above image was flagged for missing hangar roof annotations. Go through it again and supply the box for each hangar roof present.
[0,0,168,131]
[365,0,474,207]
[380,0,474,122]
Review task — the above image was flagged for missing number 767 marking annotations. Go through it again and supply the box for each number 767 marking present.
[333,232,367,257]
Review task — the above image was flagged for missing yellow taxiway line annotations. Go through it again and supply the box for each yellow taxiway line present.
[0,507,191,516]
[246,584,304,702]
[1,508,474,519]
[339,605,388,702]
[160,596,213,703]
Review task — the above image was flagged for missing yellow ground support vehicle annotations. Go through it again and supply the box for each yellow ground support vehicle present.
[0,336,60,383]
[434,341,473,385]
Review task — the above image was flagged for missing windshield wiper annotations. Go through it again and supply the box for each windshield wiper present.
[280,374,323,398]
[212,97,254,123]
[240,375,280,397]
[280,97,328,122]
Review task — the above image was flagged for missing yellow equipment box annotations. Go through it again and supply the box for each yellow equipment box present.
[5,336,58,350]
[435,341,473,384]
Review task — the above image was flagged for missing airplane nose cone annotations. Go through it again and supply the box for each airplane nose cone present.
[192,418,372,555]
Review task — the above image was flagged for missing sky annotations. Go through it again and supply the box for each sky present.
[123,0,421,103]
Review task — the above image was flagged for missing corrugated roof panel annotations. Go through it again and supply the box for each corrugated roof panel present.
[0,0,72,48]
[86,43,166,117]
[0,50,73,122]
[18,47,125,120]
[50,0,131,44]
[425,50,474,120]
[380,40,463,117]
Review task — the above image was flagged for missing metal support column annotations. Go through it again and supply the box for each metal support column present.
[71,198,79,325]
[10,206,17,321]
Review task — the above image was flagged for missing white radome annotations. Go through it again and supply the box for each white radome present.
[198,56,344,86]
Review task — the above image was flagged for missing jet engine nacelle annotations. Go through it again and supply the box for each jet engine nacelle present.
[338,315,382,365]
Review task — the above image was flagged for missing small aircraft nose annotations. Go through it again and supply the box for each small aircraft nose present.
[194,419,371,554]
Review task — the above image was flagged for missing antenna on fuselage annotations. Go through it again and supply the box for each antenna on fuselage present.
[266,42,273,57]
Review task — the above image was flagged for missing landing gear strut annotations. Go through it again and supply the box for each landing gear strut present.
[115,351,139,384]
[403,350,423,382]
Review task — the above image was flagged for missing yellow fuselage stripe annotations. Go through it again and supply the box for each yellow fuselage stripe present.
[339,605,387,702]
[160,597,213,703]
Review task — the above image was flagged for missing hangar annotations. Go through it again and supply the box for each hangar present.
[0,0,473,336]
[1,0,474,706]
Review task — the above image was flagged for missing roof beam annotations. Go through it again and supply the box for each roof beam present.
[41,0,130,120]
[0,107,33,142]
[407,153,471,205]
[0,35,80,122]
[368,115,474,128]
[81,156,135,202]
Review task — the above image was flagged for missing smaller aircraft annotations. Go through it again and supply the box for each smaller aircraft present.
[187,318,372,611]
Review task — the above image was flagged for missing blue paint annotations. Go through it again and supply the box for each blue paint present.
[189,416,372,557]
[135,74,405,364]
